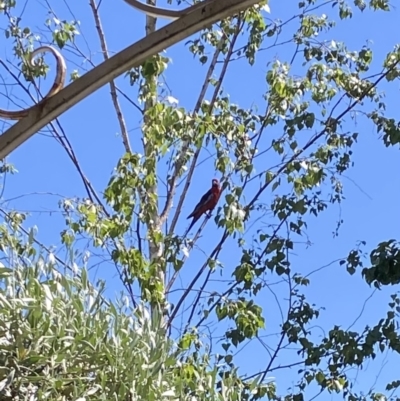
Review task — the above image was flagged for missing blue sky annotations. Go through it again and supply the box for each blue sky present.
[0,0,400,398]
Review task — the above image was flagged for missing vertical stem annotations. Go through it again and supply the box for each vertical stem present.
[143,0,165,322]
[89,0,132,153]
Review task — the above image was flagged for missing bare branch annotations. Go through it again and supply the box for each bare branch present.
[89,0,132,153]
[245,62,400,214]
[167,229,229,328]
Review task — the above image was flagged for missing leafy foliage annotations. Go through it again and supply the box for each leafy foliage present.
[0,0,400,400]
[0,221,266,401]
[363,240,400,287]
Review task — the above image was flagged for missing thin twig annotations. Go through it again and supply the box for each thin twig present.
[50,119,106,208]
[1,52,105,208]
[165,212,212,293]
[245,62,400,214]
[192,217,288,331]
[167,229,229,328]
[88,0,132,153]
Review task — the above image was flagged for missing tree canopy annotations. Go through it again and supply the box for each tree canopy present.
[0,0,399,400]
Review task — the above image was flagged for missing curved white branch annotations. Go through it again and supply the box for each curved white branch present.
[0,0,260,158]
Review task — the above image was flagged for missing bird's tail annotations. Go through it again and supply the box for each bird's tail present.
[187,215,198,232]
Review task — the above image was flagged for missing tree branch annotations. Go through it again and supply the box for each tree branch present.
[89,0,132,153]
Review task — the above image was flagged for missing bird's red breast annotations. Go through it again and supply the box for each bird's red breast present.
[187,179,221,219]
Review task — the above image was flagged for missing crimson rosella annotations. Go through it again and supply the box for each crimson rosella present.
[187,178,221,232]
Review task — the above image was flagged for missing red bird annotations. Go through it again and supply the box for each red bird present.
[187,178,221,232]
